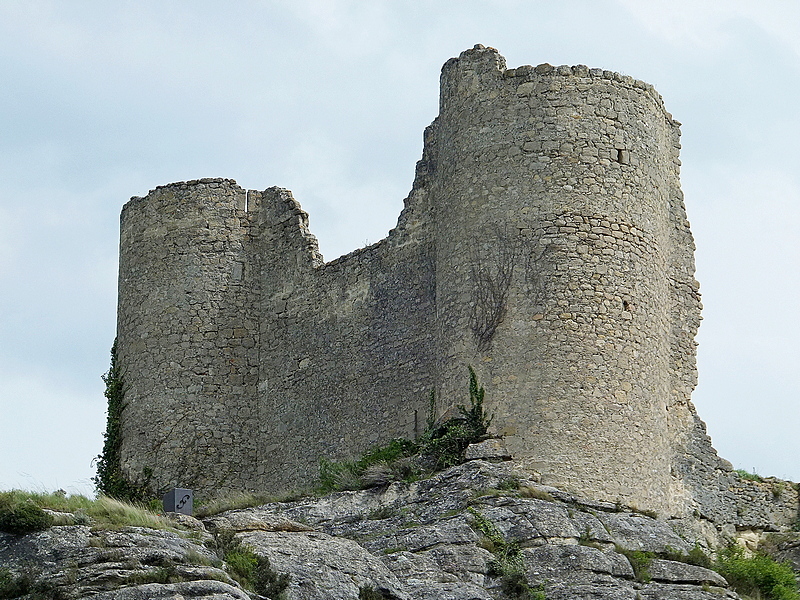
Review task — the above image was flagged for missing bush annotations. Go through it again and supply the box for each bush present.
[359,586,393,600]
[716,545,799,600]
[735,469,764,482]
[616,547,654,583]
[417,366,493,470]
[662,543,712,569]
[0,493,53,535]
[317,438,419,494]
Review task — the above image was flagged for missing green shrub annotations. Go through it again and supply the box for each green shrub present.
[0,490,175,531]
[359,586,395,600]
[316,367,493,493]
[127,564,186,585]
[0,493,53,535]
[316,437,421,494]
[716,545,799,600]
[662,543,712,569]
[468,508,543,599]
[0,567,56,600]
[686,544,713,569]
[417,366,493,470]
[497,477,521,491]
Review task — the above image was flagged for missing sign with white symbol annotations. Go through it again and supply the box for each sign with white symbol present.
[163,488,193,516]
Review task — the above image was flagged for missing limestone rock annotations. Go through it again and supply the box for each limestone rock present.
[0,461,756,600]
[238,529,409,600]
[91,581,250,600]
[648,559,728,586]
[464,439,512,462]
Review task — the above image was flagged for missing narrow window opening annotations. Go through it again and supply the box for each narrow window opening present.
[232,261,244,281]
[245,189,249,212]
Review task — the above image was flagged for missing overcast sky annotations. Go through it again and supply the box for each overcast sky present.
[1,0,798,495]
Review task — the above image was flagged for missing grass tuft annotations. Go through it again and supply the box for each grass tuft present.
[85,496,173,529]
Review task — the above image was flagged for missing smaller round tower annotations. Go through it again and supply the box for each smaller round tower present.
[117,178,260,493]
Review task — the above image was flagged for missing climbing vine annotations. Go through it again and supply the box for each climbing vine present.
[93,339,152,502]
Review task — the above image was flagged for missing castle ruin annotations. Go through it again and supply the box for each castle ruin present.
[115,46,797,523]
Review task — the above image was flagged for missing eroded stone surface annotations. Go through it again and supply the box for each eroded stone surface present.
[1,461,753,600]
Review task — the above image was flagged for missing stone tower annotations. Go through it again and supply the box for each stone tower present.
[116,46,728,517]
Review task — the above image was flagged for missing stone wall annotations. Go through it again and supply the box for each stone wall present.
[116,46,796,525]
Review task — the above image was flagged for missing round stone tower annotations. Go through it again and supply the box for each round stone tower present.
[117,179,261,493]
[430,46,698,515]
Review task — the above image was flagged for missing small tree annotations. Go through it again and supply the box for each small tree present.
[419,366,493,469]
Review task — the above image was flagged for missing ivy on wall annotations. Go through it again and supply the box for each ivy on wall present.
[93,339,152,502]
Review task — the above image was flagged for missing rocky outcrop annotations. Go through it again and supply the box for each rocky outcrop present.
[1,460,795,599]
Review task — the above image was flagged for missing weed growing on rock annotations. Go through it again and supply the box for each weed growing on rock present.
[517,487,555,502]
[715,545,799,600]
[419,367,493,469]
[734,469,763,483]
[210,530,290,599]
[468,508,543,599]
[615,547,654,583]
[126,564,187,585]
[662,544,712,569]
[0,490,174,531]
[497,477,521,491]
[577,526,603,551]
[0,568,31,600]
[359,586,395,600]
[0,567,60,600]
[86,496,172,530]
[317,438,418,494]
[367,506,399,520]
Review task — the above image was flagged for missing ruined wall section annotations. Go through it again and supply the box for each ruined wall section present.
[252,167,438,491]
[431,46,693,515]
[117,179,261,493]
